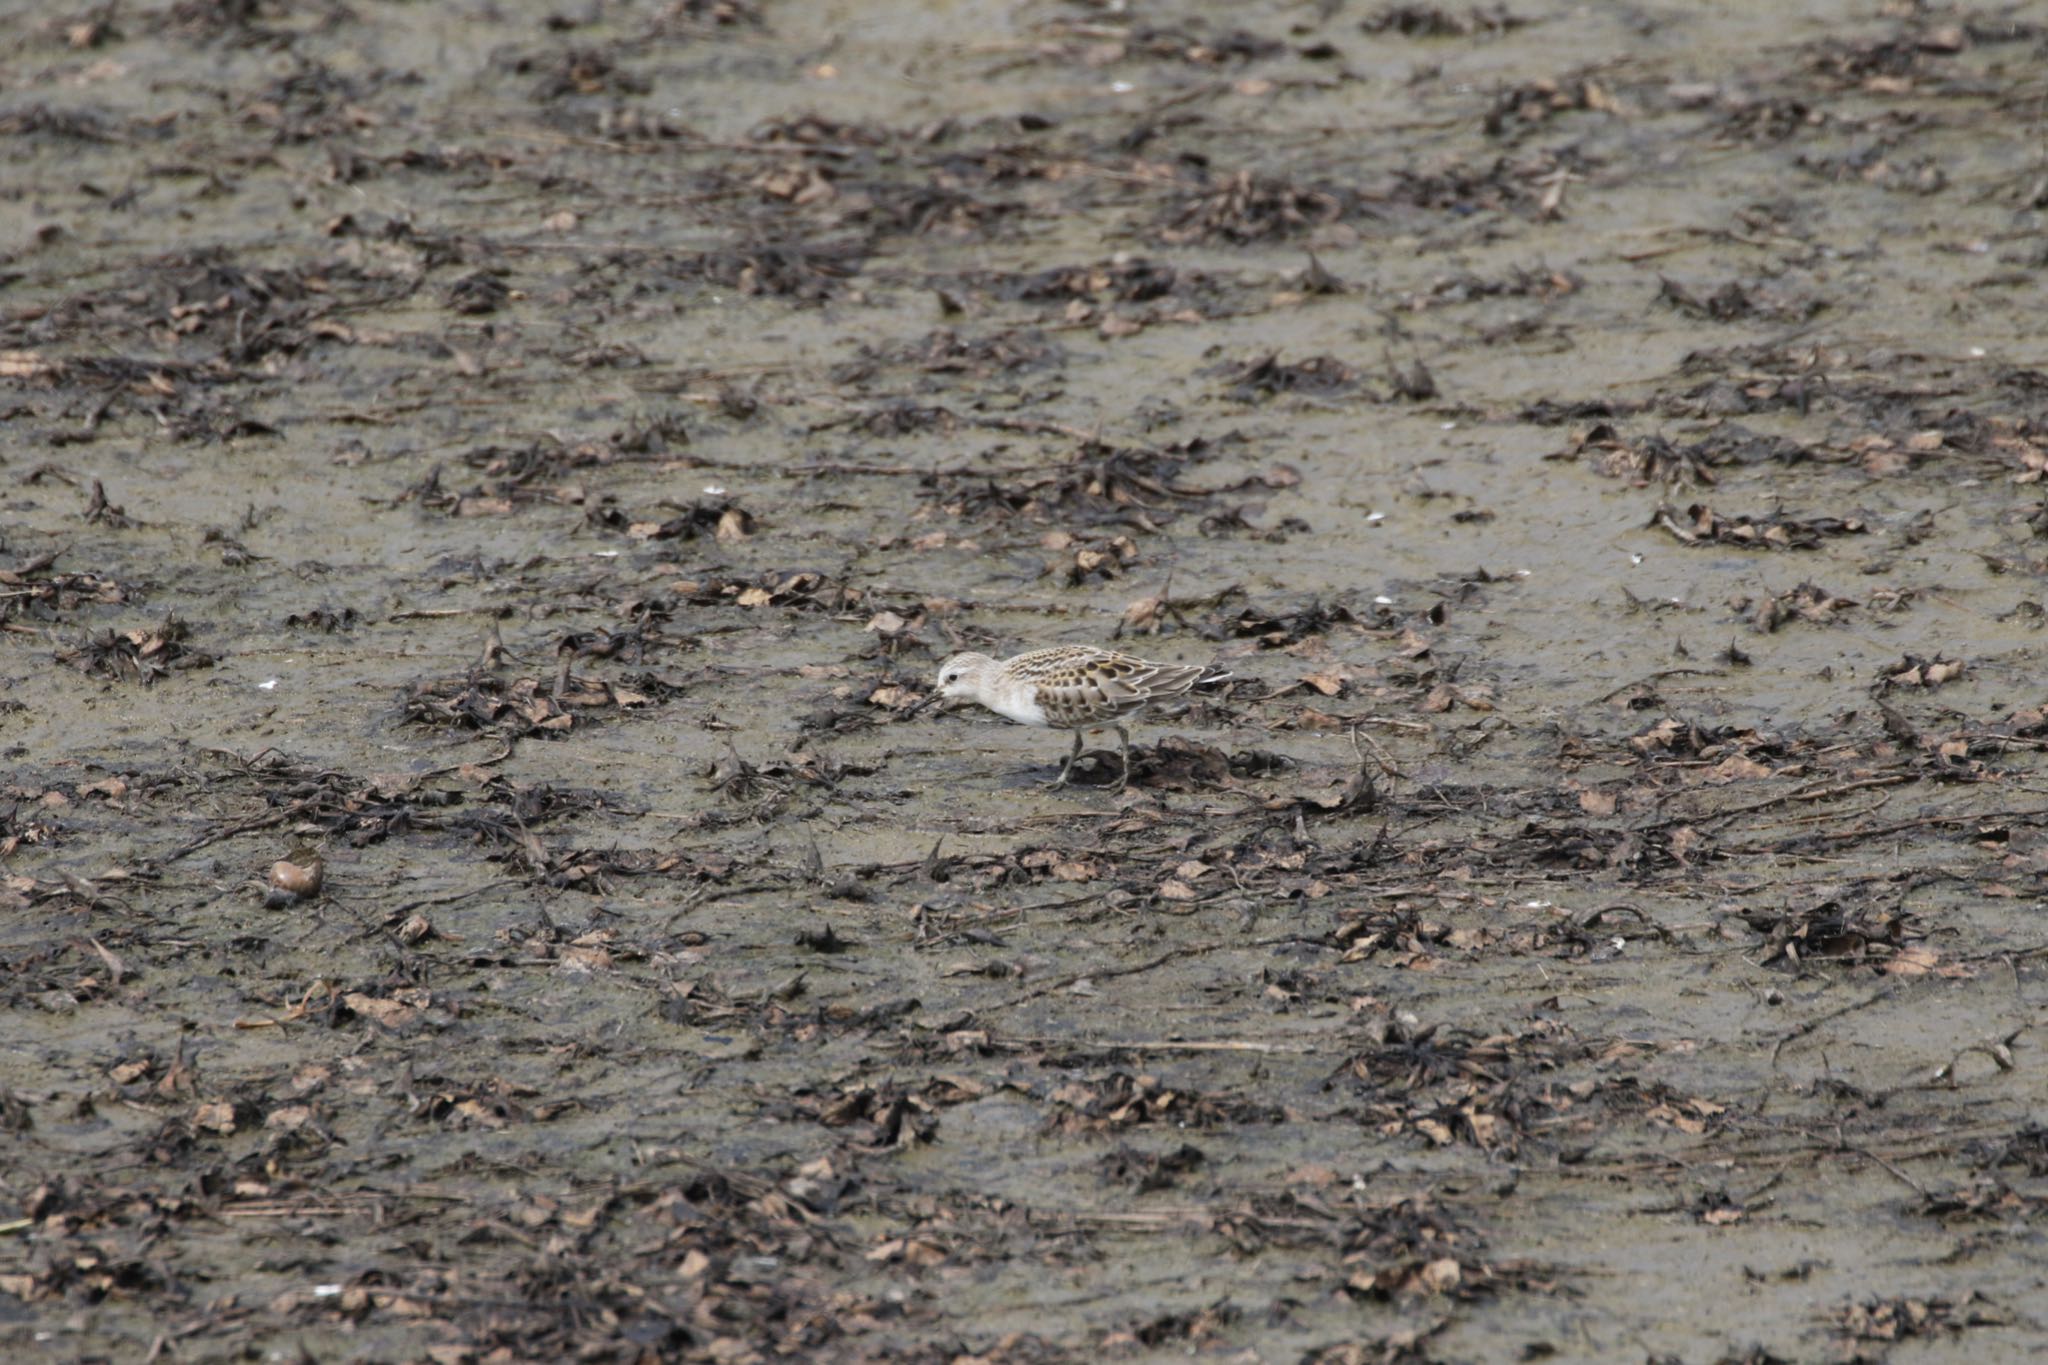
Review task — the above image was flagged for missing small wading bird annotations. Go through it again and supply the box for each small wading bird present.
[931,645,1231,790]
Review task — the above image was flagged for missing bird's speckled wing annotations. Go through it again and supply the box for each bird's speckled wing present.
[1005,647,1213,729]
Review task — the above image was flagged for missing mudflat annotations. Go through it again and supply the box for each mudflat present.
[5,2,2047,1360]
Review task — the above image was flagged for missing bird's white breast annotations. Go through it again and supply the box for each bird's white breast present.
[983,684,1049,728]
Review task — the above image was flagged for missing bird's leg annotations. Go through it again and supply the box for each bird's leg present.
[1112,724,1131,792]
[1052,729,1083,786]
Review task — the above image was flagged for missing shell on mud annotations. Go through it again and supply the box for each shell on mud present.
[266,851,326,906]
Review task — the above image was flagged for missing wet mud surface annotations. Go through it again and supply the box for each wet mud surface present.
[5,0,2048,1360]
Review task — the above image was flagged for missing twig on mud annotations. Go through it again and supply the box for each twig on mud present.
[1687,774,1914,828]
[912,898,1030,948]
[1575,904,1674,943]
[1555,1121,2019,1177]
[679,136,884,159]
[1849,1146,1930,1198]
[1933,1028,2024,1086]
[1726,805,2048,856]
[413,739,516,780]
[1768,986,1896,1067]
[218,1192,467,1217]
[999,1036,1322,1055]
[979,940,1233,1013]
[163,809,293,863]
[162,742,516,864]
[971,413,1112,446]
[1349,722,1406,785]
[1614,222,1811,259]
[1970,941,2048,963]
[1591,668,1725,703]
[1758,795,1894,828]
[1055,1209,1203,1229]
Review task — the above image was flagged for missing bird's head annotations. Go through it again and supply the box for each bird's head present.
[932,652,996,706]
